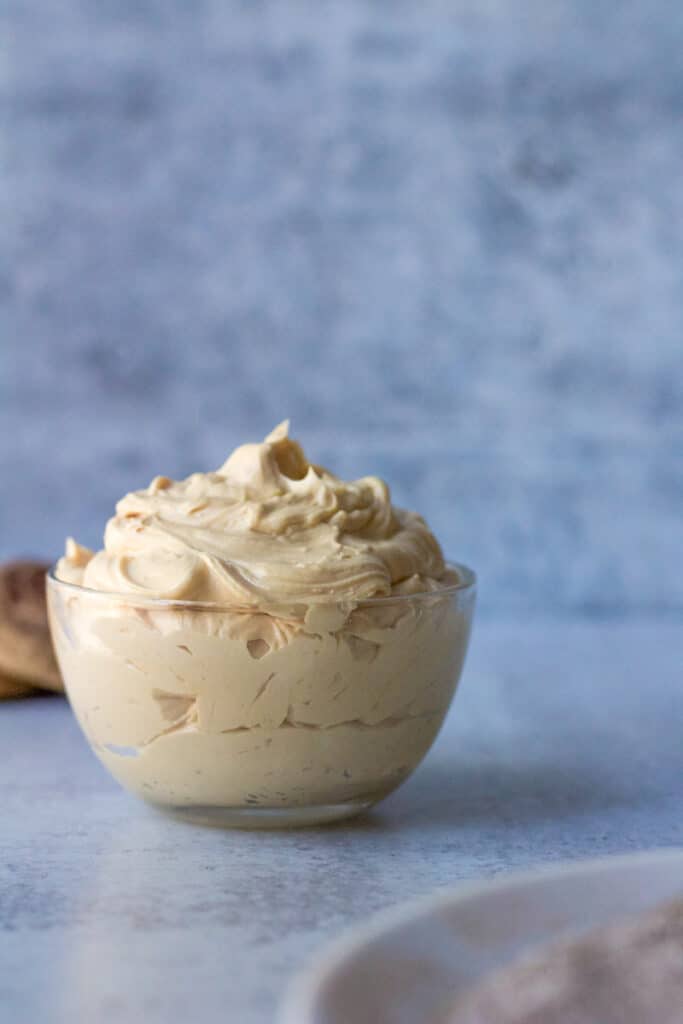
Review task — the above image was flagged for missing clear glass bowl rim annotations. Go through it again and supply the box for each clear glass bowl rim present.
[47,560,476,611]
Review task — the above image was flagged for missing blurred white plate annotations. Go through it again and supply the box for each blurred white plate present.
[280,848,683,1024]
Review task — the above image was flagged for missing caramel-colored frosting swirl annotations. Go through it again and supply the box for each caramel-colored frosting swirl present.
[57,422,449,606]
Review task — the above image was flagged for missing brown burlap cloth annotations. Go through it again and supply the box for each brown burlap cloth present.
[0,561,64,699]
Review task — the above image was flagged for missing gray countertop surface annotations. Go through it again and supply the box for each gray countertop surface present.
[1,619,682,1023]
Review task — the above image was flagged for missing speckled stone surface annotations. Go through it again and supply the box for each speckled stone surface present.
[1,621,681,1023]
[2,1,683,614]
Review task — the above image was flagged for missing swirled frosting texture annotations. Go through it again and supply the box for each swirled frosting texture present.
[57,422,448,606]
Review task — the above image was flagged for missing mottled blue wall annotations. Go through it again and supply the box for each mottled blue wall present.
[2,1,681,615]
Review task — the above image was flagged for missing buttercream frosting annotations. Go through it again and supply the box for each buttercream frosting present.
[57,421,449,607]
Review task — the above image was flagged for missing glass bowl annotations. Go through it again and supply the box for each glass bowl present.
[47,563,476,828]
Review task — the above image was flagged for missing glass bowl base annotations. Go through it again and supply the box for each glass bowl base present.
[155,799,376,829]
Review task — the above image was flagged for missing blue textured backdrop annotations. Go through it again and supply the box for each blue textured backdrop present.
[2,1,681,615]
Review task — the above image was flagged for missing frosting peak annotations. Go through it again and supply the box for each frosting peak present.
[217,420,310,496]
[57,423,447,606]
